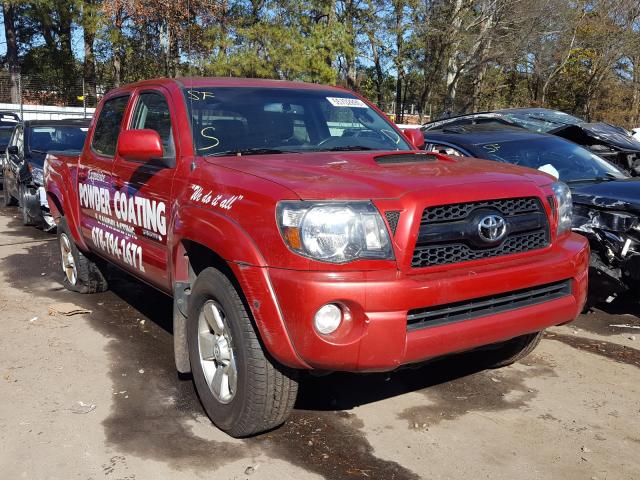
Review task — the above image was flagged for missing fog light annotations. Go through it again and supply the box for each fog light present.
[314,304,342,335]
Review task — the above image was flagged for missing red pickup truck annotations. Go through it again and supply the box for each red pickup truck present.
[45,78,589,437]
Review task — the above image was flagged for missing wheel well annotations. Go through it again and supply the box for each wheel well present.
[47,191,64,219]
[181,240,234,282]
[173,240,246,374]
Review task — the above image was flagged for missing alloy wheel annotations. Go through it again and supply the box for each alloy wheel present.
[197,300,238,404]
[59,233,77,285]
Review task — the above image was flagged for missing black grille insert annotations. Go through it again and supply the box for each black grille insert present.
[412,197,549,267]
[385,211,401,235]
[407,280,572,331]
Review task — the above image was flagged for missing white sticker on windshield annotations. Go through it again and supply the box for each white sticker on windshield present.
[538,163,559,179]
[326,97,368,108]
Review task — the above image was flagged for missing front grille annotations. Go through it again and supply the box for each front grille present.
[412,197,549,268]
[407,280,572,331]
[422,198,540,224]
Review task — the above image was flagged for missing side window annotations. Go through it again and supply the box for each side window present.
[130,92,175,158]
[91,96,130,156]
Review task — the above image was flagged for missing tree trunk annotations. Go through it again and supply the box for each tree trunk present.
[82,0,98,106]
[443,0,464,114]
[57,0,76,104]
[393,1,404,122]
[2,1,20,103]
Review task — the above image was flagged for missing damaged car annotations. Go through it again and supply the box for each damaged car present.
[422,124,639,305]
[0,112,19,184]
[422,108,640,175]
[3,118,90,230]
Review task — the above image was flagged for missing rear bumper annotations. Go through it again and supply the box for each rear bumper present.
[239,233,589,371]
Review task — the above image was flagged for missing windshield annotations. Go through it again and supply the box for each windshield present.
[501,110,582,133]
[475,136,627,182]
[183,87,410,156]
[27,125,88,158]
[0,129,13,145]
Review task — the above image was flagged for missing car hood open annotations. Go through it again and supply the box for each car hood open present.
[552,123,640,152]
[570,178,640,212]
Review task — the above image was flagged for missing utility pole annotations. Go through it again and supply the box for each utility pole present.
[82,78,87,118]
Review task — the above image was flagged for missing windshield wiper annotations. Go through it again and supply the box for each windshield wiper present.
[566,172,623,184]
[205,148,297,157]
[314,145,375,152]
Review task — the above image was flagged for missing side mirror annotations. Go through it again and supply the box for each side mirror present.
[403,128,425,149]
[117,129,164,163]
[7,145,19,155]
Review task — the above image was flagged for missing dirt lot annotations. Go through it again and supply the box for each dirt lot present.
[0,206,639,480]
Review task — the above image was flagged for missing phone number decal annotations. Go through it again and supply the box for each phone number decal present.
[91,226,145,273]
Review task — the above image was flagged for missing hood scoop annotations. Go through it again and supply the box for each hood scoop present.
[374,152,436,165]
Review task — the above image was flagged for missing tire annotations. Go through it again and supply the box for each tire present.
[187,267,298,437]
[483,331,544,369]
[57,217,108,294]
[2,174,16,206]
[19,184,36,226]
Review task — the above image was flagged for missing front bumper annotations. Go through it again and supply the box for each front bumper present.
[243,233,589,372]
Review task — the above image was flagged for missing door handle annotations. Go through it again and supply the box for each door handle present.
[113,177,125,189]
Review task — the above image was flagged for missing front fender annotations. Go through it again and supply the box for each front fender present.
[170,205,308,369]
[170,204,267,267]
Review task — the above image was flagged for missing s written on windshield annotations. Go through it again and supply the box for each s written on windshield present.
[183,87,409,155]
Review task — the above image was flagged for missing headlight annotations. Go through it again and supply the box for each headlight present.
[552,181,572,236]
[277,201,393,263]
[30,166,44,186]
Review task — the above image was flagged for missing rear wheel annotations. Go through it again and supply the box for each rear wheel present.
[57,217,108,294]
[483,331,544,368]
[2,174,16,207]
[187,267,298,437]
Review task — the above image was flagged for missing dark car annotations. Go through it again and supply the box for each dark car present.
[422,124,639,305]
[423,108,640,175]
[3,118,90,230]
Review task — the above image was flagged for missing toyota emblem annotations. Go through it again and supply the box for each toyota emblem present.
[477,214,507,242]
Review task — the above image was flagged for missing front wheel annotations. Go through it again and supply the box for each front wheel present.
[57,217,108,293]
[187,267,298,437]
[483,331,544,368]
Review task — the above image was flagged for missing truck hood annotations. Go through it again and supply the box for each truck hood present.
[206,151,552,200]
[570,178,640,212]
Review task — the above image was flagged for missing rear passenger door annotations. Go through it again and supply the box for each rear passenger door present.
[110,87,178,290]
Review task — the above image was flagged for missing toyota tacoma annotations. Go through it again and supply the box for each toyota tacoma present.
[45,78,589,437]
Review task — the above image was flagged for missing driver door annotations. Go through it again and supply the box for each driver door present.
[110,87,178,290]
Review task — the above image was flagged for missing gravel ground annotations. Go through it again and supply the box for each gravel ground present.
[0,206,638,480]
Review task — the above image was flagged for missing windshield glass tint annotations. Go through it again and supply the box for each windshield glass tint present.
[476,137,627,182]
[0,129,13,144]
[28,126,88,154]
[502,111,582,133]
[183,87,409,155]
